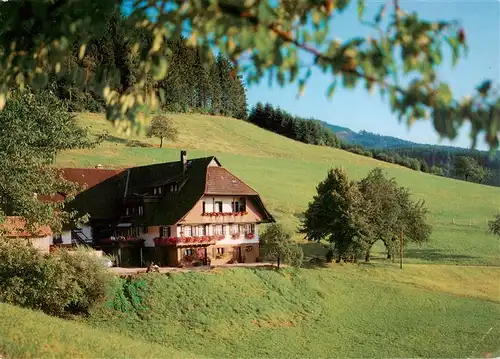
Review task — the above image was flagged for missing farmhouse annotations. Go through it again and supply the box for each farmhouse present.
[57,151,274,267]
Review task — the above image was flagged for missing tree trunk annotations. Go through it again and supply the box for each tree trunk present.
[160,137,163,148]
[277,256,280,268]
[365,244,373,262]
[399,230,404,270]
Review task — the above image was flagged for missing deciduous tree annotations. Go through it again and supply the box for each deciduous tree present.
[489,214,500,237]
[0,89,96,232]
[260,223,303,268]
[300,168,369,262]
[146,115,178,148]
[453,156,489,183]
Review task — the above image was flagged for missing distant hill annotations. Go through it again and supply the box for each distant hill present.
[322,121,500,155]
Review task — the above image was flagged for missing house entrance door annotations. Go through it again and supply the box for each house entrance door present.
[233,246,243,263]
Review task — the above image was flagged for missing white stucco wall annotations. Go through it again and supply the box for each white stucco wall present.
[142,225,178,247]
[60,224,92,245]
[29,235,52,253]
[176,223,259,245]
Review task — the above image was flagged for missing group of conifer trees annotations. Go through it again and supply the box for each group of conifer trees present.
[50,8,247,119]
[248,103,341,148]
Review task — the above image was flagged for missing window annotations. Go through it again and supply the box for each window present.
[125,207,129,216]
[222,225,228,235]
[183,226,191,237]
[138,206,144,216]
[158,187,162,194]
[212,224,222,236]
[142,226,148,234]
[170,183,178,192]
[232,197,247,212]
[183,249,195,256]
[214,201,223,212]
[202,201,206,214]
[238,224,245,233]
[153,188,157,195]
[203,225,209,236]
[244,224,255,234]
[160,226,170,238]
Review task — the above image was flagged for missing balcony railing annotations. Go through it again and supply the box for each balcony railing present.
[154,235,223,246]
[201,211,248,217]
[154,233,256,246]
[100,236,145,244]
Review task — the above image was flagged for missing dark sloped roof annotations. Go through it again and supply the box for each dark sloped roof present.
[63,169,128,220]
[60,155,274,226]
[205,167,258,195]
[129,157,215,226]
[61,168,124,188]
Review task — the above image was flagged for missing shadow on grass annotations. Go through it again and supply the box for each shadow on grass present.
[299,241,330,268]
[404,248,476,262]
[105,135,153,148]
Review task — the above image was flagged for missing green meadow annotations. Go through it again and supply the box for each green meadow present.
[58,112,500,266]
[2,112,499,358]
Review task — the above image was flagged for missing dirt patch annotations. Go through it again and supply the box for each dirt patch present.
[251,319,295,328]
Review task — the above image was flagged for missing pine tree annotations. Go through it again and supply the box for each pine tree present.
[209,60,222,115]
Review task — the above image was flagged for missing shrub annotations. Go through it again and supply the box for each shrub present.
[58,247,112,315]
[0,237,78,316]
[0,237,112,317]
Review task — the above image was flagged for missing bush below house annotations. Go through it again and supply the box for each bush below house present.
[0,238,112,317]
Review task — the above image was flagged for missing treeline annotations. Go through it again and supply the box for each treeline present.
[50,7,247,119]
[246,103,499,186]
[392,147,500,186]
[340,143,498,186]
[248,103,341,148]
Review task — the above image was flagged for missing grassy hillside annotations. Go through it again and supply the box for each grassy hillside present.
[84,266,500,358]
[0,302,194,358]
[57,112,500,265]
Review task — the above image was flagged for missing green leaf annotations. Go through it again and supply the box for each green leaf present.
[257,1,275,23]
[357,0,365,19]
[326,80,337,99]
[277,70,285,87]
[297,79,306,98]
[446,37,460,66]
[374,4,385,24]
[438,83,452,105]
[336,0,349,12]
[314,28,328,44]
[476,80,491,97]
[151,54,168,81]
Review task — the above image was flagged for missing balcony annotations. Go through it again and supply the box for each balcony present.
[153,235,223,247]
[230,233,255,240]
[99,236,145,247]
[201,211,248,218]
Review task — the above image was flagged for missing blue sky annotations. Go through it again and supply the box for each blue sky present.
[244,0,499,150]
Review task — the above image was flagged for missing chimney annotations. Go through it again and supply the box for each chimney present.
[180,150,187,173]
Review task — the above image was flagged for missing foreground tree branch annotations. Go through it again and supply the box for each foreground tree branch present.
[0,0,498,150]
